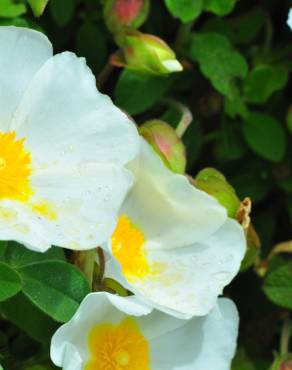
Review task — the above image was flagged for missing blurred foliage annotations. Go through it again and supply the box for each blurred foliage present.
[1,0,292,369]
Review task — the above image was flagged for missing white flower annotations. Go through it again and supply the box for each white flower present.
[288,8,292,30]
[105,138,246,319]
[50,292,239,370]
[0,26,139,252]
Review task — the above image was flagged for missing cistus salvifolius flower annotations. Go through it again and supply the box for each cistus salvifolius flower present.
[51,292,239,370]
[0,26,139,252]
[105,137,246,319]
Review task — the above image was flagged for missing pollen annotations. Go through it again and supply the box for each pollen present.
[32,202,57,220]
[0,131,32,201]
[111,215,150,281]
[85,318,150,370]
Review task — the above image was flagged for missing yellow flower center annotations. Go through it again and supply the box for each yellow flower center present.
[0,131,32,201]
[85,318,150,370]
[111,215,150,281]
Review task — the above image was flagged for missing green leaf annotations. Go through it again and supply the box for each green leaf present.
[232,348,256,370]
[2,242,65,269]
[0,262,21,302]
[242,112,286,162]
[227,7,265,45]
[164,0,203,22]
[243,65,289,104]
[190,33,248,99]
[204,0,237,15]
[214,120,247,161]
[1,293,59,343]
[0,0,26,17]
[115,70,170,115]
[202,8,265,45]
[0,241,7,259]
[27,0,49,17]
[0,17,29,27]
[224,95,249,119]
[76,21,107,73]
[263,261,292,309]
[230,161,271,203]
[19,261,90,322]
[49,0,77,26]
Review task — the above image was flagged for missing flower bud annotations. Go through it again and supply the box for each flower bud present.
[139,120,186,174]
[271,355,292,370]
[113,29,183,75]
[194,167,241,218]
[28,0,49,17]
[240,223,260,271]
[103,277,128,297]
[281,360,292,370]
[104,0,150,33]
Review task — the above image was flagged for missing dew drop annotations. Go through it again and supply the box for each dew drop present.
[213,271,230,281]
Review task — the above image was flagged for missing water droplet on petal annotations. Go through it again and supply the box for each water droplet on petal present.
[213,271,230,281]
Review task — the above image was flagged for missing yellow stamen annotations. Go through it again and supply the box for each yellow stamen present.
[85,318,150,370]
[111,215,150,281]
[0,131,32,201]
[32,202,57,220]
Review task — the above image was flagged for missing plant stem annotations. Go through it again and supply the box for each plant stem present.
[73,249,96,288]
[174,20,195,51]
[176,104,193,138]
[97,62,114,89]
[97,246,105,283]
[264,15,273,52]
[280,318,292,355]
[162,98,193,138]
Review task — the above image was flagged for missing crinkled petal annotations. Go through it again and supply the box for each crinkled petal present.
[50,292,152,367]
[0,26,52,130]
[15,163,133,251]
[149,298,239,370]
[0,200,50,252]
[120,138,227,250]
[12,52,139,169]
[51,293,238,370]
[106,218,245,318]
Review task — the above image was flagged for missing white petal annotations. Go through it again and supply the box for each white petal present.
[0,200,50,252]
[51,294,239,370]
[2,49,140,251]
[149,298,239,370]
[12,51,139,169]
[121,138,227,250]
[62,344,83,370]
[28,163,134,250]
[0,27,52,130]
[161,59,183,72]
[287,8,292,30]
[50,292,152,368]
[107,293,153,316]
[0,164,134,251]
[106,218,245,318]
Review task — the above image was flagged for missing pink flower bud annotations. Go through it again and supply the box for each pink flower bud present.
[113,29,183,75]
[139,120,186,174]
[104,0,150,33]
[281,360,292,370]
